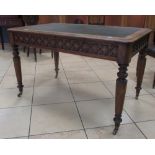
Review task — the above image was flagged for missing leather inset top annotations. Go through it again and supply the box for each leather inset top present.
[19,23,140,37]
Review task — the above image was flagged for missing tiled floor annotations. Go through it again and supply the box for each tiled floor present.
[0,49,155,139]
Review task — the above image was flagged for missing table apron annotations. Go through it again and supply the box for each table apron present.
[10,32,121,60]
[9,31,150,61]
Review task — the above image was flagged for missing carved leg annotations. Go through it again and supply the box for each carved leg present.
[33,48,37,62]
[113,64,128,135]
[135,51,146,99]
[13,45,24,97]
[54,51,59,78]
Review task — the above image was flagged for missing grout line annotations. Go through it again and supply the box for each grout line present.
[67,81,101,85]
[146,91,155,97]
[11,122,135,139]
[134,119,155,124]
[75,97,114,103]
[73,100,88,139]
[0,105,32,110]
[5,136,28,139]
[29,129,85,138]
[0,95,114,111]
[123,109,148,139]
[30,97,115,107]
[0,60,12,85]
[142,87,155,95]
[5,120,155,139]
[60,58,88,139]
[28,61,37,139]
[84,122,134,130]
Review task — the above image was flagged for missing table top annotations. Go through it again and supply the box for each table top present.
[8,23,151,43]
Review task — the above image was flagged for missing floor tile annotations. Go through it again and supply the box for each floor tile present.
[128,66,155,95]
[0,76,3,82]
[66,70,100,84]
[77,99,132,128]
[0,75,34,89]
[36,64,55,74]
[128,67,154,86]
[94,68,118,81]
[104,79,148,97]
[33,85,73,105]
[136,121,155,139]
[86,59,117,70]
[0,70,6,76]
[83,57,96,62]
[145,56,155,70]
[0,59,11,70]
[35,72,68,87]
[6,63,36,75]
[0,49,155,139]
[60,53,84,63]
[63,61,91,72]
[139,69,155,94]
[142,80,155,94]
[36,52,56,65]
[30,102,83,135]
[124,95,155,122]
[70,82,113,101]
[86,123,145,139]
[20,53,38,64]
[36,63,63,75]
[30,130,86,139]
[0,106,31,138]
[0,87,33,108]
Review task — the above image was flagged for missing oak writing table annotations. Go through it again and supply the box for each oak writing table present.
[8,23,151,135]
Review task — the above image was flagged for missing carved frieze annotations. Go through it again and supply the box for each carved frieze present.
[12,32,118,58]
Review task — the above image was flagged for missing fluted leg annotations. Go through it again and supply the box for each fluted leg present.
[13,45,24,97]
[135,51,146,99]
[54,51,59,78]
[113,64,128,135]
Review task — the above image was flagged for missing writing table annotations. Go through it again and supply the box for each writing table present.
[8,23,151,135]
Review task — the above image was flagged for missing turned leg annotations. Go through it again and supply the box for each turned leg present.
[54,51,59,78]
[113,64,128,135]
[33,48,37,62]
[135,51,146,99]
[39,49,42,54]
[12,45,24,97]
